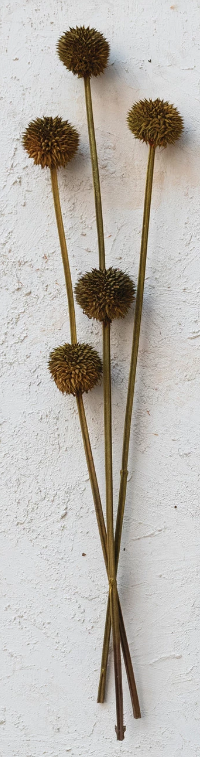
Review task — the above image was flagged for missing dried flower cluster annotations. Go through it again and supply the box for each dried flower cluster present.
[22,21,184,741]
[75,267,135,322]
[49,342,102,395]
[23,116,79,169]
[57,26,110,78]
[127,98,183,147]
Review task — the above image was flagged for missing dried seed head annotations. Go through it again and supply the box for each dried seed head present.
[127,98,183,147]
[75,268,135,322]
[48,342,102,395]
[22,116,79,169]
[57,26,109,78]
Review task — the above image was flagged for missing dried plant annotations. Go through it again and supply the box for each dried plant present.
[23,100,138,740]
[57,24,140,739]
[22,24,184,743]
[98,97,184,703]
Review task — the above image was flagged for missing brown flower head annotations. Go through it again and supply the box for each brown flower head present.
[127,98,183,147]
[57,26,109,78]
[22,116,79,168]
[75,267,135,322]
[48,342,102,395]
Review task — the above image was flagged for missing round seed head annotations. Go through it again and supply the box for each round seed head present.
[48,342,102,395]
[127,98,183,147]
[22,116,79,169]
[75,267,135,322]
[57,26,109,78]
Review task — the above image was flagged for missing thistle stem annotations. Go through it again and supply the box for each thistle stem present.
[50,167,77,344]
[76,394,140,720]
[98,143,156,703]
[84,77,105,271]
[84,74,125,739]
[76,392,107,565]
[116,144,155,560]
[50,163,137,724]
[103,320,124,740]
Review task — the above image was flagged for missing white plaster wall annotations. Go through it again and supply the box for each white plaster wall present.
[1,1,200,755]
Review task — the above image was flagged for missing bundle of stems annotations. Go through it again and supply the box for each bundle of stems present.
[50,164,138,739]
[23,24,183,742]
[57,25,142,737]
[23,114,140,739]
[97,94,184,697]
[97,143,156,699]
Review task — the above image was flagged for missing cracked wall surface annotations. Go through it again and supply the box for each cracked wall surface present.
[1,1,200,755]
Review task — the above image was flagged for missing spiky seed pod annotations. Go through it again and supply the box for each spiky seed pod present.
[127,98,183,147]
[57,26,109,78]
[48,342,102,395]
[75,267,135,322]
[22,117,79,169]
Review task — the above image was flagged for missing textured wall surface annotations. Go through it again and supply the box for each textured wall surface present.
[1,1,200,755]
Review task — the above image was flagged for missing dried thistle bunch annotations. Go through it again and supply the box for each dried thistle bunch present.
[23,116,79,168]
[49,343,102,395]
[57,26,110,78]
[75,267,135,322]
[127,98,183,147]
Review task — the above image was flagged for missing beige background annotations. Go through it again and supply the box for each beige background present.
[1,1,200,755]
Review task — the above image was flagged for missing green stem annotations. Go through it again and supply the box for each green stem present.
[98,143,156,702]
[50,167,77,344]
[50,163,138,723]
[76,393,140,720]
[50,168,107,563]
[115,144,155,561]
[103,320,125,741]
[84,74,126,739]
[76,392,107,566]
[84,77,105,271]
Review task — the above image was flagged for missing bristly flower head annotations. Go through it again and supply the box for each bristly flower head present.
[57,26,109,78]
[75,268,135,322]
[22,117,79,169]
[48,342,102,395]
[127,98,183,147]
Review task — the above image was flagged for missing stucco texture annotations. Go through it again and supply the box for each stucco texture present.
[1,1,200,755]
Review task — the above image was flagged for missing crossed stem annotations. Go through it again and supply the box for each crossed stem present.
[84,75,124,738]
[50,166,140,732]
[97,144,156,701]
[83,76,144,728]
